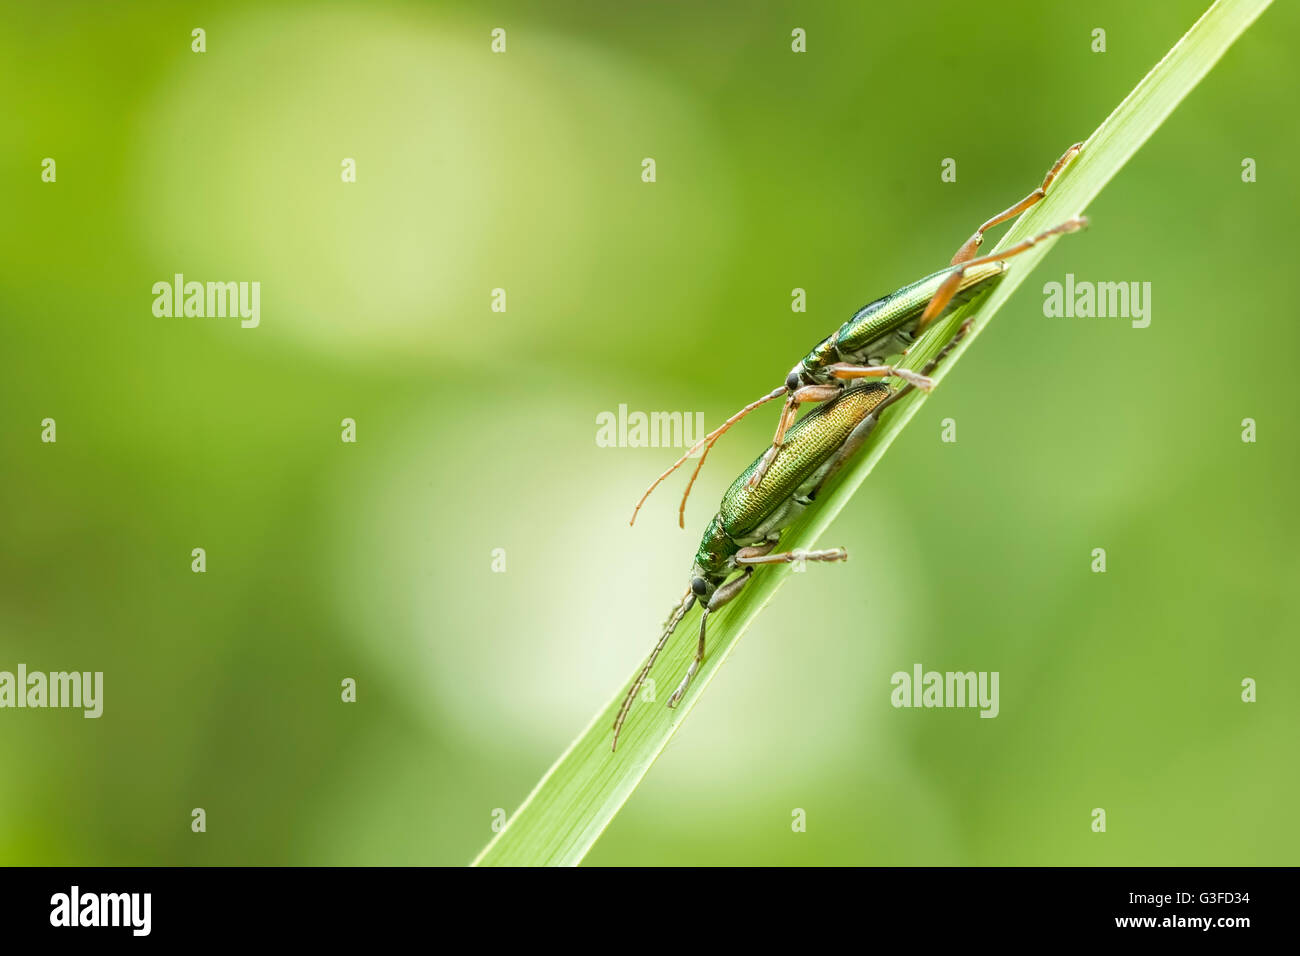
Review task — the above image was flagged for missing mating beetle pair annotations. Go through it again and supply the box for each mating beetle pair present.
[614,143,1088,750]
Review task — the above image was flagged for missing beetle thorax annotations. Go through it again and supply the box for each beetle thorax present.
[799,336,846,384]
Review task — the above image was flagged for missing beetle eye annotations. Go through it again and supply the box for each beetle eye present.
[691,577,708,596]
[785,370,802,392]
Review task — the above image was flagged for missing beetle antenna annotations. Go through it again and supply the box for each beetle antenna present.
[677,435,721,529]
[629,386,787,527]
[612,587,696,751]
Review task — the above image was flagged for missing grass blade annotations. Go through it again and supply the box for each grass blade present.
[473,0,1273,867]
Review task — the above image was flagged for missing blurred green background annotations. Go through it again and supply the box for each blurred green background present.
[1,0,1296,866]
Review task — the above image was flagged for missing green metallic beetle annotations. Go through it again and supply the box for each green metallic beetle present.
[612,380,895,750]
[615,144,1093,748]
[630,143,1087,528]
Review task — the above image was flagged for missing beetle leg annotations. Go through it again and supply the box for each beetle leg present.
[808,327,978,505]
[918,215,1088,330]
[918,316,976,379]
[735,546,848,566]
[747,384,841,489]
[660,545,849,714]
[951,142,1082,264]
[825,362,935,391]
[852,314,981,432]
[734,540,779,561]
[667,569,754,708]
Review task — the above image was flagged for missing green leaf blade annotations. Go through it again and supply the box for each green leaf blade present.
[473,0,1273,867]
